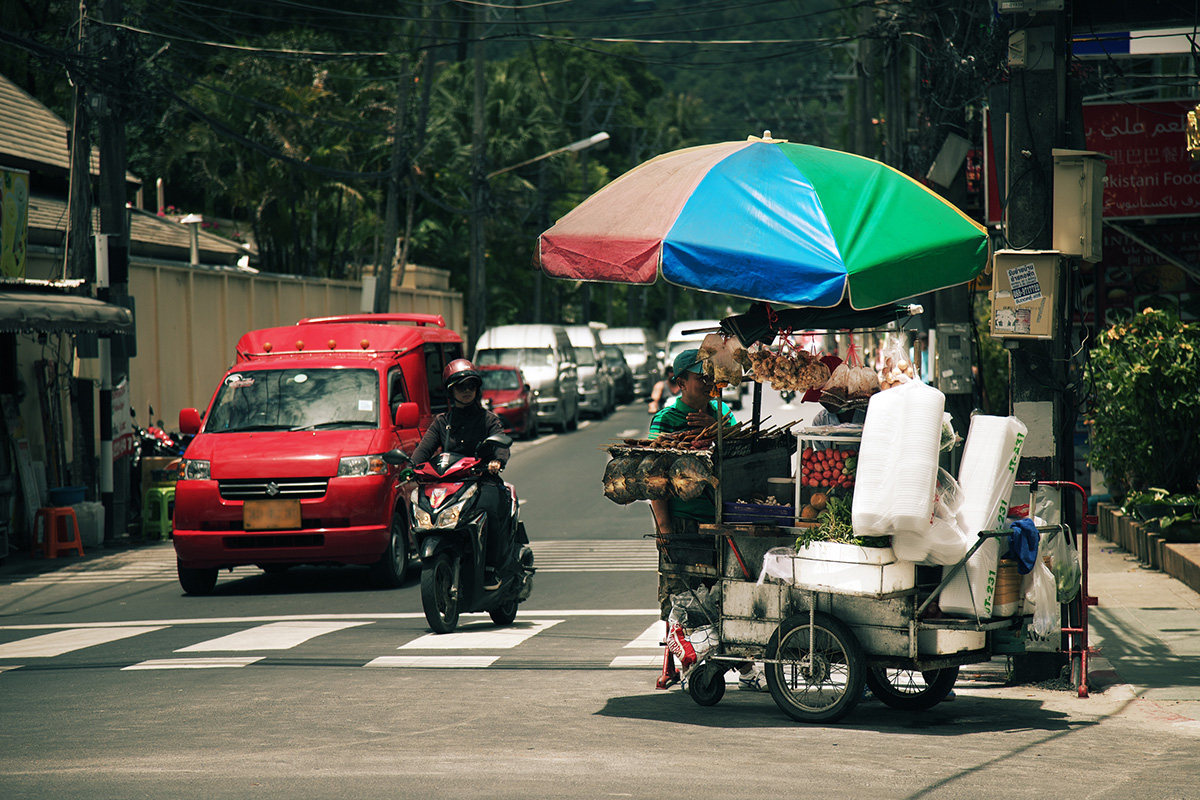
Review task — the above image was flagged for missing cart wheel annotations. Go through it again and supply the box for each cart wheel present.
[687,661,726,707]
[764,611,865,724]
[864,666,959,711]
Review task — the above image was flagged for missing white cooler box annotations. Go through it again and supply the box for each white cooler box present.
[776,536,916,596]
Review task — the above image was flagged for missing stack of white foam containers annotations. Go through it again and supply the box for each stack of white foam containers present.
[939,415,1028,618]
[851,381,945,537]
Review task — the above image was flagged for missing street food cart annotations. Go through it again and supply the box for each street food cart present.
[541,135,1094,721]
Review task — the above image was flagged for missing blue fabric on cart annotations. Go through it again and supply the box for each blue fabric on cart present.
[1009,518,1040,574]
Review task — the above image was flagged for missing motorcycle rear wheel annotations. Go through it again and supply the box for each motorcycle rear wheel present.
[421,553,460,633]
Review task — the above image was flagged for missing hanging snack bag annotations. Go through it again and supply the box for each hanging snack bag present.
[878,333,916,389]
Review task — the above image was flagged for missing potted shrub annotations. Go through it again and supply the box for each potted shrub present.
[1084,307,1200,537]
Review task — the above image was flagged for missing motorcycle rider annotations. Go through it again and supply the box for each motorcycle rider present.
[411,359,512,590]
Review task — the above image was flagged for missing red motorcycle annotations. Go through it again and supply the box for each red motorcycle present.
[385,434,534,633]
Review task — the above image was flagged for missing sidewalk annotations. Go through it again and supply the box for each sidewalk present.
[1086,531,1200,722]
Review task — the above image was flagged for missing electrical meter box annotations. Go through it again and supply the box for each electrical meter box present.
[1052,149,1109,263]
[934,323,973,394]
[989,249,1060,340]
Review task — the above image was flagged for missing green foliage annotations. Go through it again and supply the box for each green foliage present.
[1084,307,1200,495]
[794,493,888,548]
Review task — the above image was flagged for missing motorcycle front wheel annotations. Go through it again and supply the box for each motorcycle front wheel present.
[421,553,460,633]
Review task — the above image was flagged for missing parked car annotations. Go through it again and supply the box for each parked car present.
[563,324,614,418]
[474,324,580,433]
[666,319,744,411]
[480,365,538,440]
[602,345,635,404]
[599,327,657,398]
[173,313,464,595]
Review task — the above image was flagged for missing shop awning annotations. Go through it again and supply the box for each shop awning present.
[0,290,133,334]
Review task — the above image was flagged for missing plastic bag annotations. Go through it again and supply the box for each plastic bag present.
[844,342,881,399]
[1044,528,1081,603]
[758,546,798,584]
[668,583,720,629]
[877,334,915,389]
[939,413,962,452]
[1027,557,1057,637]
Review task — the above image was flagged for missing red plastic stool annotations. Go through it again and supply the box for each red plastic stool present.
[32,507,85,558]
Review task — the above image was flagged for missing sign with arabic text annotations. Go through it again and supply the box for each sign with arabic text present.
[1084,100,1199,220]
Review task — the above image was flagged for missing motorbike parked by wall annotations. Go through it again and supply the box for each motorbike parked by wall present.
[384,433,534,633]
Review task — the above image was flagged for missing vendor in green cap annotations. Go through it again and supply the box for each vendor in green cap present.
[648,348,736,607]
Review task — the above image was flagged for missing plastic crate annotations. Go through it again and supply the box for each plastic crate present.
[723,502,795,524]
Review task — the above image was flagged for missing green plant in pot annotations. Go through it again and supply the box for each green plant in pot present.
[1084,307,1200,538]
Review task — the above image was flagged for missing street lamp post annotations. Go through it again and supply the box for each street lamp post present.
[469,131,609,346]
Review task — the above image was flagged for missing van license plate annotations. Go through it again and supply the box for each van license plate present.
[243,499,302,530]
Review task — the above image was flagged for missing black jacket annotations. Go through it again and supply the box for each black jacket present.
[412,402,509,466]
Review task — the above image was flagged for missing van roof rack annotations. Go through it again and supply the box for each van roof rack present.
[297,313,446,328]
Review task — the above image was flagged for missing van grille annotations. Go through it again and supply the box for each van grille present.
[218,478,328,500]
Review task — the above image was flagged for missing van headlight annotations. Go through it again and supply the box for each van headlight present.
[337,455,388,477]
[180,458,210,481]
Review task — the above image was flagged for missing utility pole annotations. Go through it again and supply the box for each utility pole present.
[467,3,487,353]
[97,0,132,542]
[1004,13,1073,482]
[1002,7,1082,683]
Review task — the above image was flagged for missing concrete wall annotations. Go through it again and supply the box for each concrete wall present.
[127,262,463,428]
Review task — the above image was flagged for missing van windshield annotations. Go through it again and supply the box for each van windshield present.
[206,368,380,432]
[476,348,554,368]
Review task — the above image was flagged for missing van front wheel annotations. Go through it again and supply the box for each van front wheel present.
[178,561,218,596]
[370,513,412,588]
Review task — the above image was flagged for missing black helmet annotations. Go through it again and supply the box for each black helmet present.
[443,358,482,391]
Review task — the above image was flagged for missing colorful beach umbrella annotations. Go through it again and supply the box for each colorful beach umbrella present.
[537,136,989,310]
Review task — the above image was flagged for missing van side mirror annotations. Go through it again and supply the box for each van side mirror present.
[393,401,420,429]
[179,408,202,434]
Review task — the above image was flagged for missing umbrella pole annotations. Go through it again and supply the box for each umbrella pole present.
[715,384,724,525]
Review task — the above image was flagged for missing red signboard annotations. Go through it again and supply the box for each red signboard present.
[985,100,1198,223]
[1083,100,1199,220]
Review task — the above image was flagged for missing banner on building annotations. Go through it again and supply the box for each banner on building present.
[1,166,30,278]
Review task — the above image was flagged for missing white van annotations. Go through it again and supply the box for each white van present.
[666,319,744,410]
[563,325,614,418]
[599,327,657,397]
[474,325,580,432]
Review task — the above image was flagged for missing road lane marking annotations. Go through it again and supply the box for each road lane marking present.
[0,626,165,658]
[609,655,663,668]
[400,619,563,650]
[625,621,667,649]
[123,657,264,670]
[176,620,372,652]
[365,656,499,668]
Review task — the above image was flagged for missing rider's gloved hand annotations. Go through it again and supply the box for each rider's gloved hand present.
[487,460,502,475]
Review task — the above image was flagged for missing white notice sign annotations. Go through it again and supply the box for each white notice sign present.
[1008,262,1043,306]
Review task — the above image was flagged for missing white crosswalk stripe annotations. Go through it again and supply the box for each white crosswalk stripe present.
[530,540,657,572]
[176,620,372,652]
[0,626,166,658]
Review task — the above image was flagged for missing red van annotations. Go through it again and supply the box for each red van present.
[172,313,464,595]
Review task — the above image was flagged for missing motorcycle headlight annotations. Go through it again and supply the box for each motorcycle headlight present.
[337,454,388,477]
[413,506,433,529]
[434,484,477,528]
[180,458,210,481]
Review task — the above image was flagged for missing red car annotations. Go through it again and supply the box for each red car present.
[480,365,538,440]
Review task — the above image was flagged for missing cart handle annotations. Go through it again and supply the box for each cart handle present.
[915,523,1070,619]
